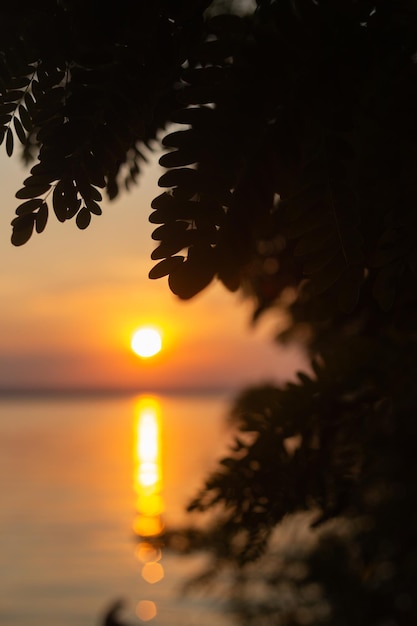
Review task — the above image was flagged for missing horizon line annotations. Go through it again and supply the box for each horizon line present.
[0,385,238,399]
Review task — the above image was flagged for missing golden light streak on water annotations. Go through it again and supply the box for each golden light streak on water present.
[133,396,165,619]
[133,396,164,536]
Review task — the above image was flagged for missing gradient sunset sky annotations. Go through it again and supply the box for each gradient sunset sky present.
[0,147,304,392]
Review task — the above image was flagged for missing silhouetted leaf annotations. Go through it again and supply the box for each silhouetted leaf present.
[52,181,68,222]
[75,171,94,201]
[13,117,26,144]
[24,92,35,112]
[159,149,198,168]
[5,127,13,156]
[35,117,64,143]
[22,174,53,188]
[9,76,30,89]
[151,221,189,241]
[0,114,12,125]
[66,198,82,219]
[151,237,190,260]
[171,107,213,126]
[151,192,177,211]
[35,202,48,233]
[18,105,32,131]
[149,256,185,279]
[168,245,216,299]
[15,182,51,199]
[83,156,106,189]
[11,213,35,246]
[30,161,62,179]
[89,186,103,201]
[0,103,19,114]
[162,130,199,149]
[158,167,198,191]
[76,207,91,230]
[86,200,102,215]
[15,198,43,216]
[3,90,23,103]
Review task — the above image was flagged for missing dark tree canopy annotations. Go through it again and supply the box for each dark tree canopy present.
[3,1,417,624]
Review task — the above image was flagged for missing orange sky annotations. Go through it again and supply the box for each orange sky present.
[0,150,304,392]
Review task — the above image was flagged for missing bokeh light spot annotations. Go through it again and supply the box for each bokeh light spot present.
[136,600,157,622]
[142,562,165,584]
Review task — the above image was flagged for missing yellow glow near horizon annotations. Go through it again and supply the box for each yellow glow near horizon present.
[131,327,162,358]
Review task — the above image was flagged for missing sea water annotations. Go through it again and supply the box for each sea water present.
[0,392,235,626]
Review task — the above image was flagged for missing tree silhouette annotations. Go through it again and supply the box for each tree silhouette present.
[3,1,417,623]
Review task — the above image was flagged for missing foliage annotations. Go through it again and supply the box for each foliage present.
[188,336,417,623]
[1,0,210,244]
[3,1,417,624]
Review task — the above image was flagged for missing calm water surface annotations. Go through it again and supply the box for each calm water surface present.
[0,393,235,626]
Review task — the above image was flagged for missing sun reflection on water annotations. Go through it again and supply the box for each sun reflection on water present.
[133,396,165,621]
[133,396,164,537]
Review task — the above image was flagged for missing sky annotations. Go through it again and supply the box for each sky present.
[0,147,304,393]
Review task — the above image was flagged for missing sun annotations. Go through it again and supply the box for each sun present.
[131,327,162,358]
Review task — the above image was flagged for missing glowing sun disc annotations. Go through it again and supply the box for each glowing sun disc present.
[131,327,162,358]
